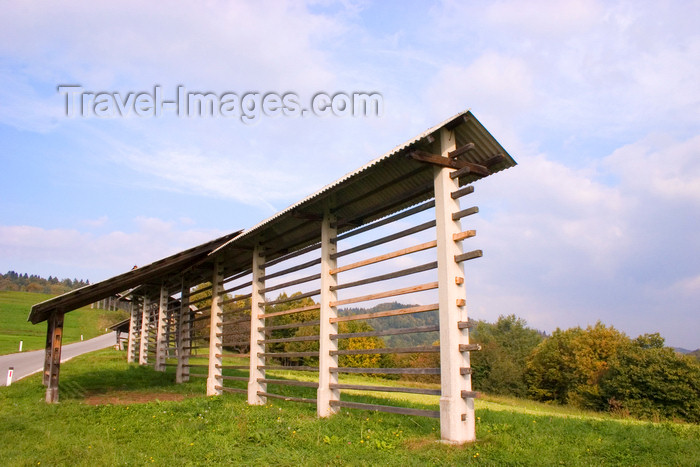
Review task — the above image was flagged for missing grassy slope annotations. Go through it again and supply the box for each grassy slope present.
[0,350,698,466]
[0,291,128,355]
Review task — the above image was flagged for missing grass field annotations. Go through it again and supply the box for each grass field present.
[0,291,129,355]
[1,349,698,466]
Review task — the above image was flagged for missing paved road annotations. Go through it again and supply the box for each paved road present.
[0,332,117,386]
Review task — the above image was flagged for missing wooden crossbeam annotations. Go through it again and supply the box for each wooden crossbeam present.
[447,143,475,159]
[409,150,490,177]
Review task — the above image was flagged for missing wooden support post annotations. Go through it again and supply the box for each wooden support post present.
[207,259,224,396]
[139,296,150,365]
[176,281,191,383]
[434,127,475,444]
[44,311,65,403]
[248,244,267,405]
[318,209,340,417]
[127,301,138,363]
[155,285,168,372]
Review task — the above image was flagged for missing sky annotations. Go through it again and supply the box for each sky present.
[0,0,699,349]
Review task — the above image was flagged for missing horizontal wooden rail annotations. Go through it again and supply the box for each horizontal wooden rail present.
[262,242,321,269]
[330,283,438,308]
[331,262,437,292]
[461,390,479,399]
[220,293,252,307]
[218,375,249,382]
[188,373,208,377]
[259,335,320,345]
[261,319,320,332]
[215,353,250,359]
[455,250,483,263]
[259,303,320,319]
[329,401,439,418]
[258,351,319,358]
[460,367,473,375]
[458,320,475,329]
[190,283,214,295]
[453,230,476,242]
[330,345,439,356]
[452,206,478,221]
[330,383,440,396]
[223,268,252,284]
[258,378,319,388]
[215,364,250,370]
[257,391,316,404]
[334,199,435,243]
[330,303,439,324]
[188,294,213,307]
[259,258,322,282]
[332,324,439,340]
[263,289,320,307]
[331,240,436,275]
[261,273,321,294]
[259,365,319,372]
[451,185,474,200]
[330,367,440,375]
[218,386,247,395]
[459,344,482,352]
[332,220,436,260]
[220,281,253,295]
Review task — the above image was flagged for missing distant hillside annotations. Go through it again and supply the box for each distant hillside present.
[0,271,90,295]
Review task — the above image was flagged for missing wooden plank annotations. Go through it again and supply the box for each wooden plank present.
[451,185,474,200]
[216,353,249,359]
[332,324,439,340]
[260,273,321,294]
[408,150,460,169]
[330,400,440,418]
[460,367,473,375]
[258,378,319,388]
[331,240,437,275]
[453,230,476,242]
[331,345,439,356]
[262,242,321,268]
[331,303,438,324]
[260,319,320,332]
[259,365,318,372]
[330,283,439,308]
[447,143,475,159]
[455,250,483,263]
[220,280,253,295]
[483,154,505,167]
[220,293,252,307]
[215,364,249,370]
[334,199,435,243]
[330,383,440,396]
[259,303,320,319]
[459,344,482,352]
[262,289,320,307]
[449,162,490,179]
[452,206,478,221]
[220,376,249,382]
[260,335,319,345]
[219,386,247,395]
[332,220,436,260]
[458,320,475,329]
[331,262,437,291]
[331,367,440,375]
[258,351,319,358]
[259,258,322,282]
[257,391,316,404]
[461,390,480,399]
[222,268,252,284]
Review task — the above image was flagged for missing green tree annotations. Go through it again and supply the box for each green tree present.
[526,322,629,408]
[600,336,700,422]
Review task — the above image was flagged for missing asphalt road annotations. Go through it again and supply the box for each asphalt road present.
[0,332,117,386]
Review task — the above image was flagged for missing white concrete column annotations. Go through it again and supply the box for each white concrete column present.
[176,282,191,383]
[155,285,168,372]
[139,296,150,365]
[435,127,474,444]
[127,301,138,363]
[317,210,340,417]
[206,259,224,396]
[248,244,267,405]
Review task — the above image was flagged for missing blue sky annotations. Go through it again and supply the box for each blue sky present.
[1,1,699,348]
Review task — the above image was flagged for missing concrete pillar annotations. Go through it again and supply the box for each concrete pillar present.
[248,244,266,405]
[206,259,224,396]
[127,304,138,363]
[317,210,340,417]
[434,127,474,443]
[155,285,168,372]
[176,282,191,383]
[139,296,150,365]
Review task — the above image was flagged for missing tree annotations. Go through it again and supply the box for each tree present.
[600,336,700,422]
[526,322,629,408]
